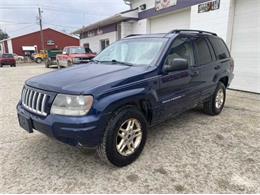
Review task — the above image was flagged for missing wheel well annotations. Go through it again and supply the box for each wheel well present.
[111,100,153,124]
[219,76,228,88]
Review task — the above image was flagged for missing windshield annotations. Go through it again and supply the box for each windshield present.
[2,54,13,58]
[94,38,166,66]
[70,47,86,54]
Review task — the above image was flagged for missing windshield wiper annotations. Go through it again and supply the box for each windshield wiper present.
[91,59,133,66]
[105,59,133,66]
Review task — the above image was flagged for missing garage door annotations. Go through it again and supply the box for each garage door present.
[230,0,260,93]
[150,8,190,33]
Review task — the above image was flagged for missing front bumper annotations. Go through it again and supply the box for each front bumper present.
[17,102,108,148]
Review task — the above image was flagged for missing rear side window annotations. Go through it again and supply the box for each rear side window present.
[194,38,212,65]
[209,37,230,60]
[2,54,13,58]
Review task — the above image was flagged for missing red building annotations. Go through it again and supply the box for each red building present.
[0,28,79,56]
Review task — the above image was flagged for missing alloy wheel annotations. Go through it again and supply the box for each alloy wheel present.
[215,88,224,109]
[116,118,142,156]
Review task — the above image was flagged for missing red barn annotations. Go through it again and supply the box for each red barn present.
[0,28,79,56]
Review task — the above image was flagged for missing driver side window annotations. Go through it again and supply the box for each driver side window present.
[165,37,194,67]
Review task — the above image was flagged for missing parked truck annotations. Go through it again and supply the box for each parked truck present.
[56,46,96,68]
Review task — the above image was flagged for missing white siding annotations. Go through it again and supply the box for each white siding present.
[80,31,117,53]
[230,0,260,93]
[150,9,190,33]
[121,22,133,38]
[132,19,150,34]
[7,39,13,54]
[0,42,4,54]
[190,0,234,48]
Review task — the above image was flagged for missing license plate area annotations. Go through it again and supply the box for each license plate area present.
[18,114,33,133]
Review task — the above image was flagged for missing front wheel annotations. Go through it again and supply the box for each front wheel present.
[36,58,42,63]
[97,107,147,167]
[203,82,226,115]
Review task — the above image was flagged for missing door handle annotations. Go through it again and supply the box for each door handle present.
[191,70,199,77]
[215,65,221,70]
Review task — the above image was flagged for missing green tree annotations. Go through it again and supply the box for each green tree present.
[0,29,9,40]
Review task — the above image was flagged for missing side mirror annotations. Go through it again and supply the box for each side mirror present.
[164,58,188,72]
[62,51,67,55]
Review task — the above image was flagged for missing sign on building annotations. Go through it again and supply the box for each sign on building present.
[155,0,177,11]
[198,0,220,13]
[47,40,55,45]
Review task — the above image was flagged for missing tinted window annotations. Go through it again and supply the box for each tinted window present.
[194,38,212,65]
[2,54,13,58]
[209,37,230,60]
[165,37,194,66]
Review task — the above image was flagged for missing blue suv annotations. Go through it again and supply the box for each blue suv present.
[17,30,234,166]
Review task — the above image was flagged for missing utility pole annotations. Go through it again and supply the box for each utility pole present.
[38,7,44,51]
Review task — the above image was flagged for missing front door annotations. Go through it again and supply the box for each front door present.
[157,36,198,121]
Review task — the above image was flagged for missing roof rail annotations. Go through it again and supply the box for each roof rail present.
[170,29,217,36]
[125,34,143,38]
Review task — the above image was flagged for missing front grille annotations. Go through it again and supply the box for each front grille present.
[21,87,49,116]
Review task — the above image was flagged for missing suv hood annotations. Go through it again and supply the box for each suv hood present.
[26,63,149,94]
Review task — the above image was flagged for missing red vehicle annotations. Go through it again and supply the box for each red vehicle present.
[0,53,16,67]
[56,46,96,68]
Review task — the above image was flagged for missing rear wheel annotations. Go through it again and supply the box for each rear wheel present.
[203,82,226,115]
[45,60,50,68]
[57,60,61,69]
[97,107,147,167]
[67,61,72,67]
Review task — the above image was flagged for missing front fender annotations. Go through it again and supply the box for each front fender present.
[94,88,158,115]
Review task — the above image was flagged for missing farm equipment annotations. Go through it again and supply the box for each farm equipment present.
[45,49,62,68]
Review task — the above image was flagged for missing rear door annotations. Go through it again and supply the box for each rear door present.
[192,37,217,101]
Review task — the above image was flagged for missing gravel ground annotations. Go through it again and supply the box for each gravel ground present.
[0,64,259,193]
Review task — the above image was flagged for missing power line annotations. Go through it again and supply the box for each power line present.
[0,20,34,25]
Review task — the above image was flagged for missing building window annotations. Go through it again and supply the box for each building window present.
[100,39,110,51]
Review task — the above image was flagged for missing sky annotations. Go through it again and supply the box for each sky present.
[0,0,129,37]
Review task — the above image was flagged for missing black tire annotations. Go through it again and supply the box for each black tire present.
[57,60,61,69]
[97,106,147,167]
[67,61,72,67]
[0,64,3,67]
[45,60,50,68]
[203,82,226,115]
[36,58,42,63]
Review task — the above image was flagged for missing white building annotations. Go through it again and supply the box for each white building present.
[74,0,260,93]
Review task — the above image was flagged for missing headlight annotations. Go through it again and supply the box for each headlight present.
[51,94,93,116]
[72,57,80,63]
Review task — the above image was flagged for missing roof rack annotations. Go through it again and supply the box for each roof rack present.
[125,34,143,38]
[170,29,217,36]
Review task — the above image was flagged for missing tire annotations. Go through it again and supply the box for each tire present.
[45,60,50,68]
[57,60,61,69]
[0,64,2,67]
[97,106,147,167]
[203,82,226,115]
[36,58,42,63]
[67,61,72,67]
